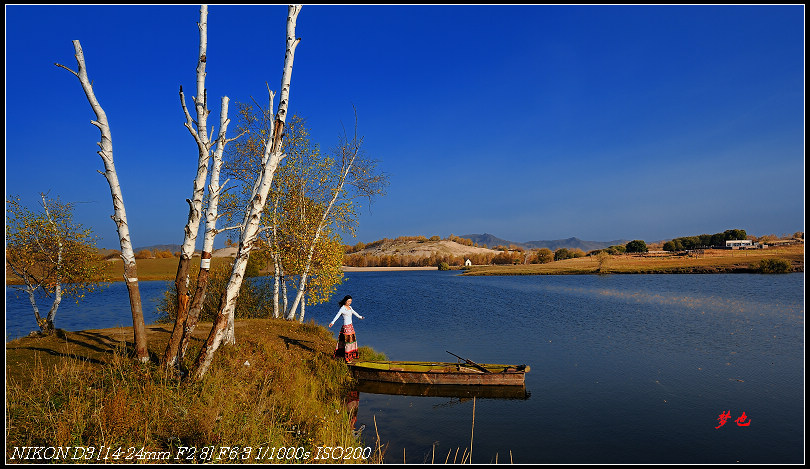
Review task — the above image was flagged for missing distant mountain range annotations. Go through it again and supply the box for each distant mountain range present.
[460,233,631,252]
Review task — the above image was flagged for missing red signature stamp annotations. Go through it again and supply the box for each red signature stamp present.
[715,411,751,428]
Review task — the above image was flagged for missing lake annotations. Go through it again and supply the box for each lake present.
[5,272,804,463]
[6,280,172,342]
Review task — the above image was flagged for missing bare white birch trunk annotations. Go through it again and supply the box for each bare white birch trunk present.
[282,269,289,314]
[56,40,149,361]
[273,264,281,318]
[9,262,49,334]
[180,4,212,263]
[42,195,64,329]
[179,96,238,362]
[23,283,44,330]
[45,283,62,326]
[271,198,281,318]
[192,4,302,381]
[164,5,215,369]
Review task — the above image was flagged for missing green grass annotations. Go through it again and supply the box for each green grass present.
[357,346,387,361]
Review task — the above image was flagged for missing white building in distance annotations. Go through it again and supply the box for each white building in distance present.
[726,239,753,249]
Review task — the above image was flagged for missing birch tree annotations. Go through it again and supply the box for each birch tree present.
[163,5,242,369]
[224,111,385,323]
[223,104,300,320]
[6,194,108,335]
[177,98,241,363]
[56,43,149,362]
[286,118,388,322]
[191,4,302,381]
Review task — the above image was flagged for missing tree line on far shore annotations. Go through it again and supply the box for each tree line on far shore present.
[342,230,805,268]
[662,229,747,251]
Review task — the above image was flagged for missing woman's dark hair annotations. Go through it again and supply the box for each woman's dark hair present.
[339,295,352,306]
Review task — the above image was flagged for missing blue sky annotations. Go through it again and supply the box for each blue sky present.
[5,5,805,249]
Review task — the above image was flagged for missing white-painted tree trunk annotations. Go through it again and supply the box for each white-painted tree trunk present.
[56,40,148,362]
[192,4,302,381]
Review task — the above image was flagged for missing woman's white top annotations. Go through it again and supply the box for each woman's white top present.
[331,305,362,326]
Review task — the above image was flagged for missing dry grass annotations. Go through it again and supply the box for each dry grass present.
[102,257,235,282]
[5,257,236,285]
[6,318,382,464]
[464,244,804,276]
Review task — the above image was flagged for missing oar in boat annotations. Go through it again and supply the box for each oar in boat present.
[446,350,491,373]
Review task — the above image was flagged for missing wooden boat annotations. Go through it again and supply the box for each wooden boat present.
[348,360,529,386]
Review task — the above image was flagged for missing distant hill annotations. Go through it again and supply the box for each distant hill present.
[351,238,497,258]
[461,233,630,252]
[460,233,515,249]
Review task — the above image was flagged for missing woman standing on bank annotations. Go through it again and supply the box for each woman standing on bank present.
[329,295,364,362]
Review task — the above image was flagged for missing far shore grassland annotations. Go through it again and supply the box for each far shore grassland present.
[462,244,804,276]
[6,243,802,286]
[6,318,388,464]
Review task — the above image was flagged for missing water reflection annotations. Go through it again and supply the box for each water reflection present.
[354,380,531,400]
[344,390,364,437]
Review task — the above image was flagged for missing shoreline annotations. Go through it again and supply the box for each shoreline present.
[341,266,438,272]
[6,245,802,284]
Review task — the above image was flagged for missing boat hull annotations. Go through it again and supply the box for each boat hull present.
[348,360,529,386]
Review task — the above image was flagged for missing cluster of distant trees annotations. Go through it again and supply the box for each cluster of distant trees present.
[344,252,476,268]
[662,229,747,251]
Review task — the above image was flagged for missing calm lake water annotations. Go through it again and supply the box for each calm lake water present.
[5,272,805,463]
[6,280,171,342]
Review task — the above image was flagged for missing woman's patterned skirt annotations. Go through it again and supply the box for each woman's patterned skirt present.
[335,323,359,362]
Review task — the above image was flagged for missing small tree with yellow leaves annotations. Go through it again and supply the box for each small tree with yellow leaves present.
[6,194,108,335]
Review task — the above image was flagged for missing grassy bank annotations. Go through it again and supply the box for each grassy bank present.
[6,319,384,464]
[463,245,804,276]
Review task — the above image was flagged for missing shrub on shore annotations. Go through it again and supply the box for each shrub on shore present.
[357,346,387,361]
[155,262,274,324]
[757,258,792,274]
